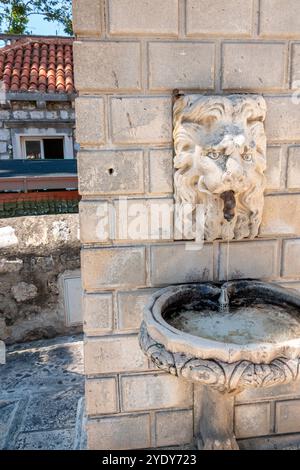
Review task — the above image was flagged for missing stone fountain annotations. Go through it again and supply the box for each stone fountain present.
[139,94,300,450]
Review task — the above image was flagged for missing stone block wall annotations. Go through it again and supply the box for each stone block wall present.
[73,0,300,449]
[0,214,81,344]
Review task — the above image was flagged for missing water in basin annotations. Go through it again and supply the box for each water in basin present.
[166,303,300,345]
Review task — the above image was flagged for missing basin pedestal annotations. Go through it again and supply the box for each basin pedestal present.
[139,281,300,450]
[198,387,238,450]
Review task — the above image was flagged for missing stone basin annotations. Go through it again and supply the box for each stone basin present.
[139,280,300,450]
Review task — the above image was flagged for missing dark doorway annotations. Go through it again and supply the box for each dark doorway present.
[44,139,64,160]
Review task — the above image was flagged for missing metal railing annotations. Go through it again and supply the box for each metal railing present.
[0,159,78,192]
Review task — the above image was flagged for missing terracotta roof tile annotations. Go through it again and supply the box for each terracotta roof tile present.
[0,37,75,94]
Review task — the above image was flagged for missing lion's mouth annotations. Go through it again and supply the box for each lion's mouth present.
[220,190,236,222]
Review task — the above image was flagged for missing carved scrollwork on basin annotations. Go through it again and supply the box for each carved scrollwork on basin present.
[139,322,300,394]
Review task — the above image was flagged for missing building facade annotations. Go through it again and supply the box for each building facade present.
[0,37,76,161]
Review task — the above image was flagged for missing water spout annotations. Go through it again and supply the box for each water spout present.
[220,190,236,222]
[219,285,230,313]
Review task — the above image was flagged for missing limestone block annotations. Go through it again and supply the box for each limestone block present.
[82,247,146,290]
[72,0,102,36]
[241,434,300,450]
[265,97,300,142]
[237,376,300,404]
[83,293,113,335]
[75,98,105,146]
[279,282,300,293]
[30,111,45,119]
[234,403,271,438]
[117,289,156,331]
[0,258,23,273]
[12,111,28,119]
[282,240,300,277]
[45,111,58,120]
[0,142,7,153]
[111,97,172,144]
[84,336,148,374]
[276,400,300,433]
[108,0,178,36]
[74,42,141,92]
[186,0,253,37]
[87,414,151,450]
[260,195,300,237]
[113,199,149,242]
[149,42,215,90]
[0,111,10,120]
[79,201,111,244]
[260,0,300,38]
[219,240,279,280]
[60,110,70,120]
[149,149,173,194]
[287,147,300,189]
[150,243,213,286]
[114,198,174,242]
[121,373,193,412]
[86,378,118,415]
[78,151,144,196]
[155,409,193,447]
[222,43,286,90]
[266,147,282,190]
[292,44,300,83]
[0,128,10,140]
[11,282,38,303]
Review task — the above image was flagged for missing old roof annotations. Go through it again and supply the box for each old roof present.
[0,37,75,94]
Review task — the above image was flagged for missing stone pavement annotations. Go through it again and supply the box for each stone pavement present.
[2,333,300,451]
[0,334,85,450]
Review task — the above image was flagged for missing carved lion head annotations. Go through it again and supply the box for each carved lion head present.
[173,94,267,241]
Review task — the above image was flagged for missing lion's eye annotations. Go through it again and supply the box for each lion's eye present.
[207,151,221,160]
[242,153,253,162]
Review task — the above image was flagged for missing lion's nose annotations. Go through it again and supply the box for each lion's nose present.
[225,157,244,180]
[223,173,245,185]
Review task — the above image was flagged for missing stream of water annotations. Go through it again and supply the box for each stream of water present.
[218,223,231,313]
[226,236,230,283]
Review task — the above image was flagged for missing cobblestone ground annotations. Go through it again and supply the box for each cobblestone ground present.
[0,335,85,450]
[2,334,300,451]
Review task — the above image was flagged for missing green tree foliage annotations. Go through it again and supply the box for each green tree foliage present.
[0,0,73,35]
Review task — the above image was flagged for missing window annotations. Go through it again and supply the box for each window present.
[43,139,64,160]
[22,137,65,160]
[25,140,42,160]
[13,130,74,160]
